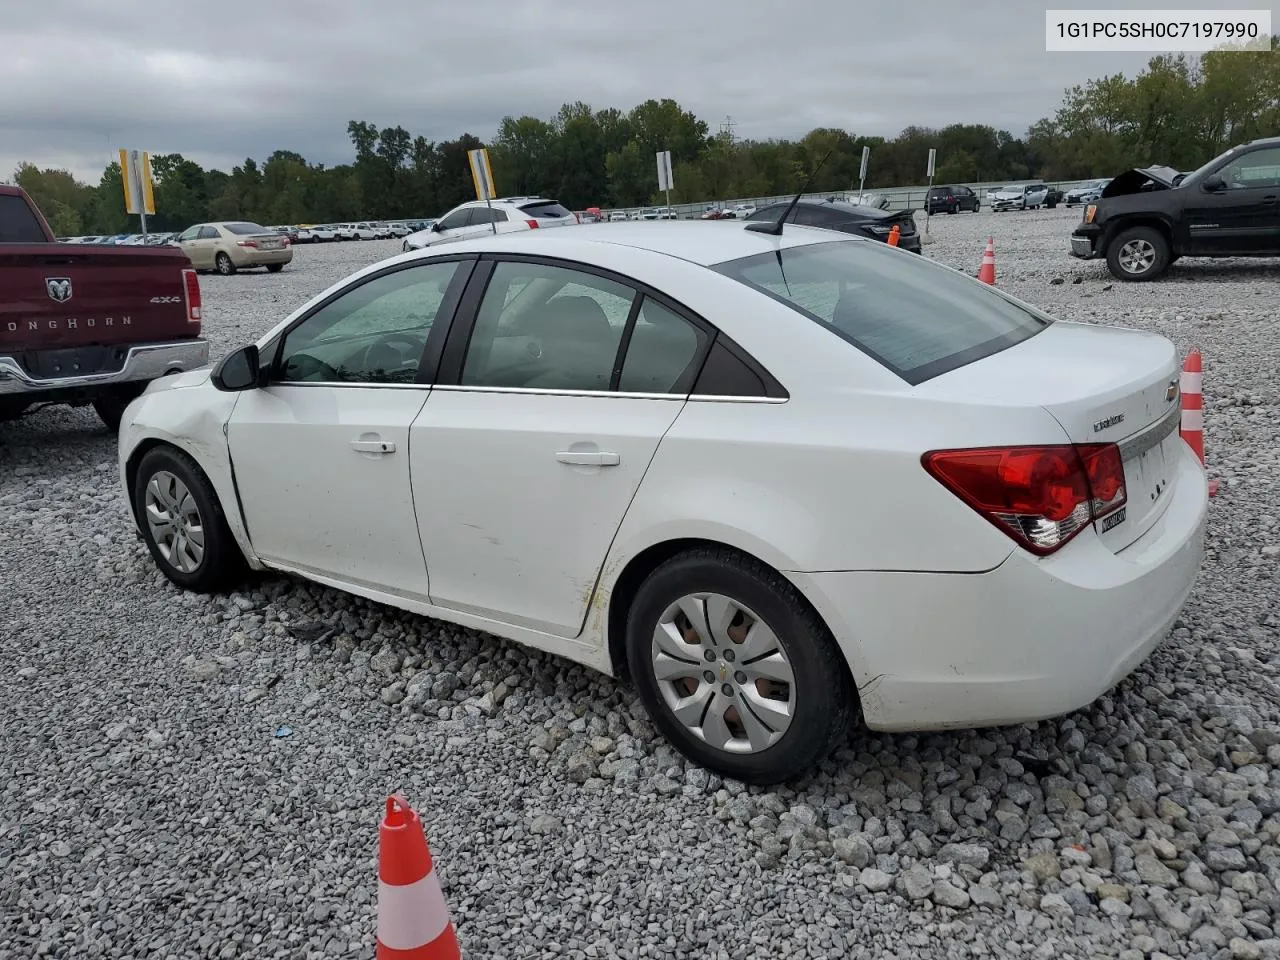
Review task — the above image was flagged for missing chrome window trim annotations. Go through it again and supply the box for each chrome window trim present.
[260,381,787,402]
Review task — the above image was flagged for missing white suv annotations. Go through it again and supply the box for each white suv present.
[403,197,579,251]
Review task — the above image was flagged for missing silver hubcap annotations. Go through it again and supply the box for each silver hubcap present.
[651,593,796,754]
[1118,239,1156,273]
[217,256,231,274]
[144,470,205,573]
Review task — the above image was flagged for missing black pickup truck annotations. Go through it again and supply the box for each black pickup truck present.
[1069,136,1280,281]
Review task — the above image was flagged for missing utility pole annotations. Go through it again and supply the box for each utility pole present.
[720,115,736,148]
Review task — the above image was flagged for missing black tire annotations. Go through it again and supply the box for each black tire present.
[266,263,284,273]
[1105,225,1171,282]
[215,252,236,275]
[93,393,138,432]
[946,208,956,215]
[133,445,244,592]
[625,547,854,784]
[973,204,980,213]
[0,399,29,422]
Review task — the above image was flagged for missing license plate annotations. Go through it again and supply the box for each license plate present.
[1122,439,1172,520]
[262,240,280,249]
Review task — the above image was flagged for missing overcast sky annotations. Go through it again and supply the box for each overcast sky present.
[2,0,1267,184]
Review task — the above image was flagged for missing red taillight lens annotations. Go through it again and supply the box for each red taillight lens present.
[526,219,539,229]
[182,268,201,327]
[922,443,1127,556]
[237,239,258,248]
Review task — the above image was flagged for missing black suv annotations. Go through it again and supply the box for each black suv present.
[1070,136,1280,281]
[925,185,980,214]
[744,198,922,253]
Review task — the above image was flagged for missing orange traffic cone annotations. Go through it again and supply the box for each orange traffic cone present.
[376,795,461,960]
[977,237,996,284]
[886,224,901,247]
[1179,349,1218,497]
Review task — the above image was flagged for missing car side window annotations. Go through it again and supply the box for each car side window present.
[461,261,634,391]
[618,298,708,394]
[437,209,471,231]
[275,261,463,384]
[177,227,199,242]
[791,206,828,226]
[198,226,219,239]
[1223,148,1280,189]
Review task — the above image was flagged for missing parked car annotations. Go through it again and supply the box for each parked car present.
[174,221,293,275]
[1045,187,1064,208]
[270,225,300,243]
[297,225,336,243]
[991,184,1050,211]
[0,183,207,430]
[386,223,413,238]
[114,220,1207,783]
[700,206,725,220]
[925,185,981,214]
[401,197,578,251]
[744,198,922,253]
[1070,136,1280,281]
[1064,178,1113,206]
[609,211,630,222]
[635,208,662,221]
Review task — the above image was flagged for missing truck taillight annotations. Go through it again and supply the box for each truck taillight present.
[526,219,539,229]
[921,443,1126,556]
[182,269,202,325]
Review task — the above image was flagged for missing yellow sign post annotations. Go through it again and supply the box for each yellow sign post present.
[467,148,498,234]
[119,148,156,238]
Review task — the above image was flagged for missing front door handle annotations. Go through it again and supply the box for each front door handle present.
[1262,195,1277,205]
[351,439,396,454]
[556,450,620,466]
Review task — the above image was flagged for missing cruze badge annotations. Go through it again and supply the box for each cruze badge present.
[1093,412,1125,433]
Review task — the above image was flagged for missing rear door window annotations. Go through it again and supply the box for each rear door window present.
[713,240,1049,385]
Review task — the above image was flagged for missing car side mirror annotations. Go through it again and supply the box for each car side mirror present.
[1202,174,1226,192]
[211,344,261,392]
[431,222,443,232]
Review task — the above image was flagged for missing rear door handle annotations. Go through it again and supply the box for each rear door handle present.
[556,450,620,466]
[1262,195,1277,204]
[351,439,396,454]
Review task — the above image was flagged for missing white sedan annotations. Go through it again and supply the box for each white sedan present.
[116,222,1207,783]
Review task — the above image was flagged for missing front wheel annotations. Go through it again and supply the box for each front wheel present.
[215,252,236,275]
[1106,226,1171,281]
[626,548,854,784]
[133,446,243,592]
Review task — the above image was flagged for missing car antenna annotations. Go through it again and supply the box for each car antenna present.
[746,148,835,236]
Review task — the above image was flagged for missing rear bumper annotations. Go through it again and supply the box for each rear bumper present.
[791,440,1207,731]
[233,247,292,266]
[0,338,210,396]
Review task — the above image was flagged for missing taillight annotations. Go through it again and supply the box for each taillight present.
[921,443,1127,556]
[182,268,202,327]
[525,219,539,229]
[237,239,259,248]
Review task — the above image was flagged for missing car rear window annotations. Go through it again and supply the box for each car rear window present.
[519,201,574,219]
[712,239,1049,385]
[223,222,268,235]
[0,194,49,243]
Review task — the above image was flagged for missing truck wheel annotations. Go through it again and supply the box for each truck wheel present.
[93,385,146,432]
[625,547,855,784]
[266,263,284,273]
[1106,226,1171,281]
[0,399,29,422]
[215,253,236,275]
[133,446,244,592]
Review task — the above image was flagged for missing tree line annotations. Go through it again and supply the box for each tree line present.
[12,41,1277,237]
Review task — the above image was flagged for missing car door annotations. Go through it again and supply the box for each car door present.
[409,256,712,638]
[175,226,202,265]
[1183,146,1280,255]
[429,208,478,246]
[224,257,474,596]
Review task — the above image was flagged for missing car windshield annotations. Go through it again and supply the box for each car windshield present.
[713,240,1049,385]
[1178,147,1238,188]
[223,222,268,235]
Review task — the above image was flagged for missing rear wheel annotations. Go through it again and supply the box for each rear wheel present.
[266,263,284,273]
[626,548,854,784]
[133,446,243,592]
[215,252,236,275]
[1106,226,1171,282]
[0,399,29,422]
[92,387,144,432]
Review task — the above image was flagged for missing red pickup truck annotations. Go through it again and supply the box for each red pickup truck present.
[0,184,209,430]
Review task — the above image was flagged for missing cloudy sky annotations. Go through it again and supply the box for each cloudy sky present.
[2,0,1265,184]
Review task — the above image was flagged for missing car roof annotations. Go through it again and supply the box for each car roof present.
[404,220,857,267]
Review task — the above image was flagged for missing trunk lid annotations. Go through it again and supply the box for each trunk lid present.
[922,321,1185,552]
[0,244,196,352]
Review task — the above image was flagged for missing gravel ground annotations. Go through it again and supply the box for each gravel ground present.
[2,215,1279,960]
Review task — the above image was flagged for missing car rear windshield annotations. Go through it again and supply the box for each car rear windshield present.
[713,239,1050,385]
[0,194,49,243]
[223,222,269,235]
[519,201,574,219]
